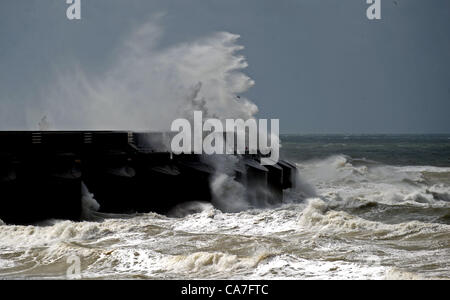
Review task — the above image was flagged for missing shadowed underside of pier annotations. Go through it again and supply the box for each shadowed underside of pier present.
[0,131,296,224]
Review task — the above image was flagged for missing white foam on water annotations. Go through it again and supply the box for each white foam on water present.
[162,251,270,278]
[251,254,388,280]
[297,198,450,238]
[296,155,450,209]
[170,204,304,236]
[0,196,448,279]
[168,201,214,218]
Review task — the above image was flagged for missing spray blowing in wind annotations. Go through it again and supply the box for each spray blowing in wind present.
[34,19,258,131]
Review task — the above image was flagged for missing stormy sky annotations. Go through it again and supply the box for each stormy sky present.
[0,0,449,133]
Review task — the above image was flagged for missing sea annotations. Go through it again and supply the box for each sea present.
[0,134,449,279]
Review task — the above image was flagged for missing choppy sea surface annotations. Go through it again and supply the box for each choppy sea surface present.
[0,134,449,279]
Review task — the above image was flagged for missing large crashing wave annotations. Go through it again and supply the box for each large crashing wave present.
[31,18,265,214]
